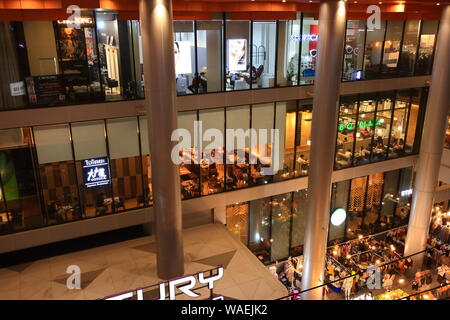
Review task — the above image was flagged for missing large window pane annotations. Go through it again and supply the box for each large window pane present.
[174,21,196,95]
[0,128,43,232]
[226,202,249,246]
[196,20,223,93]
[34,124,80,224]
[329,181,349,244]
[225,20,251,91]
[270,193,292,262]
[379,169,400,231]
[276,17,301,86]
[252,21,276,89]
[381,20,403,77]
[399,20,420,76]
[342,20,366,81]
[336,96,358,169]
[346,176,367,240]
[106,117,143,211]
[299,14,318,85]
[226,105,250,189]
[199,108,225,195]
[251,103,274,185]
[363,21,386,79]
[291,189,307,256]
[371,92,395,162]
[274,101,297,181]
[415,20,438,75]
[294,102,312,176]
[177,111,200,199]
[248,198,271,264]
[138,116,152,206]
[71,120,112,217]
[388,90,410,159]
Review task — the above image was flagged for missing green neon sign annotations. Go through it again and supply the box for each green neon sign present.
[338,119,381,132]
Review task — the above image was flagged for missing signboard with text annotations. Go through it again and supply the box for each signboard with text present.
[82,157,111,188]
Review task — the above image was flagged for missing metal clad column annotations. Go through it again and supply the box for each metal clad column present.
[301,0,346,300]
[139,0,184,279]
[404,5,450,268]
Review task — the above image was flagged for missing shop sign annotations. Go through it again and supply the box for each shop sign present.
[82,157,111,188]
[338,119,382,132]
[401,189,413,197]
[9,81,25,97]
[105,267,224,300]
[57,17,94,27]
[290,34,318,42]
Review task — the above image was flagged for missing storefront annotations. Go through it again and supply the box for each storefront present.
[0,10,143,110]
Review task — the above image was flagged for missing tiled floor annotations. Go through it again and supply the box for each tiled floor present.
[0,223,288,300]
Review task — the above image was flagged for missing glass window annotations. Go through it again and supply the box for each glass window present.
[361,172,383,234]
[174,21,196,95]
[225,20,251,91]
[138,116,152,206]
[388,90,410,159]
[226,105,250,189]
[329,181,349,244]
[354,96,376,166]
[405,88,423,154]
[248,198,271,264]
[290,189,307,256]
[335,96,358,169]
[251,21,276,89]
[226,202,249,246]
[196,20,223,93]
[381,20,403,76]
[274,101,297,181]
[299,14,318,85]
[0,22,28,110]
[394,167,413,227]
[270,193,292,262]
[371,92,394,162]
[106,117,143,212]
[177,111,200,199]
[71,120,112,217]
[415,20,438,75]
[33,124,80,224]
[380,169,400,231]
[294,102,312,176]
[342,20,366,81]
[199,108,225,195]
[346,176,367,240]
[363,21,386,79]
[0,128,43,232]
[399,20,420,76]
[277,16,301,86]
[250,103,274,185]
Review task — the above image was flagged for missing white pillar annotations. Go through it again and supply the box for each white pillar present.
[301,0,346,300]
[139,0,184,279]
[404,5,450,269]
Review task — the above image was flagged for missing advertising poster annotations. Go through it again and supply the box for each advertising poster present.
[82,157,111,188]
[228,39,247,72]
[174,41,192,75]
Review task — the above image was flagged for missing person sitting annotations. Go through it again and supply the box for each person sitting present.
[95,193,107,215]
[296,154,309,171]
[72,197,82,220]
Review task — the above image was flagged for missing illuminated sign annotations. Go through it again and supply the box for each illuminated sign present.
[401,189,413,197]
[338,119,382,132]
[228,39,247,72]
[105,267,224,300]
[57,17,94,26]
[82,157,111,188]
[290,34,318,42]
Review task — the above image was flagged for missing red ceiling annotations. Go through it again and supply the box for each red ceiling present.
[0,0,447,20]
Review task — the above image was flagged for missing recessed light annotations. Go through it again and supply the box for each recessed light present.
[437,3,441,6]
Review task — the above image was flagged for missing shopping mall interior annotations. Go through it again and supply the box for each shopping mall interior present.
[0,0,449,301]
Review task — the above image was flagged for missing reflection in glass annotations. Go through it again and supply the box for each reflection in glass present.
[299,14,318,85]
[225,21,251,91]
[277,17,301,86]
[174,21,196,95]
[363,21,386,79]
[343,20,366,81]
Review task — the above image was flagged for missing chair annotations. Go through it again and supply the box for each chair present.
[106,77,119,94]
